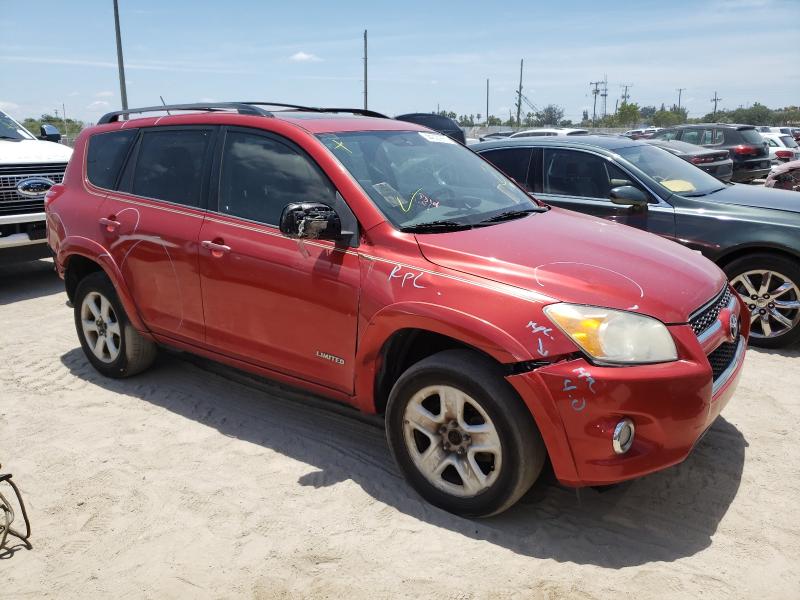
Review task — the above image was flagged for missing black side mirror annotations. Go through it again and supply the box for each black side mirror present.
[610,185,649,207]
[39,124,62,143]
[279,202,342,240]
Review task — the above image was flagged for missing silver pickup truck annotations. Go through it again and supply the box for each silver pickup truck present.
[1,110,72,264]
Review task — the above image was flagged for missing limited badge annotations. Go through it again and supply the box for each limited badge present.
[729,314,739,340]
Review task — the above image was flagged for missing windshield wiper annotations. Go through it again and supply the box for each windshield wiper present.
[0,135,22,140]
[683,186,726,197]
[476,207,547,224]
[400,220,473,233]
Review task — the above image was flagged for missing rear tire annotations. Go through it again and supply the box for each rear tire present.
[74,271,157,377]
[385,349,545,517]
[725,253,800,348]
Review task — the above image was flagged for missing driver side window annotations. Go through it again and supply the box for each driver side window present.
[542,149,641,201]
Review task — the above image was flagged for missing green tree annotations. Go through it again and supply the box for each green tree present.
[653,109,683,127]
[487,115,503,126]
[535,104,565,126]
[22,113,86,138]
[617,102,640,128]
[640,105,657,122]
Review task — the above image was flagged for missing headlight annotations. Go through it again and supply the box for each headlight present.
[543,303,678,364]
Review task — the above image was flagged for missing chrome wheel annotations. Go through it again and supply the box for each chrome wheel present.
[731,269,800,339]
[80,291,122,363]
[402,385,502,498]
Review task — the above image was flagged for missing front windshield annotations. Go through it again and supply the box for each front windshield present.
[615,144,726,196]
[0,111,34,141]
[317,130,537,229]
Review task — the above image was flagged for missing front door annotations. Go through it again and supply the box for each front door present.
[198,127,360,394]
[100,126,215,343]
[534,147,676,240]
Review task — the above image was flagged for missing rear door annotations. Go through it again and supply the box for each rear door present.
[533,147,675,238]
[477,147,534,191]
[101,126,215,343]
[198,127,360,393]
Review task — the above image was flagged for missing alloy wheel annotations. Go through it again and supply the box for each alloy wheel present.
[731,269,800,339]
[80,291,122,363]
[402,385,502,498]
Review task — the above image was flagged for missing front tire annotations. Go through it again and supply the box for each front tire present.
[726,253,800,348]
[74,272,157,377]
[385,349,546,517]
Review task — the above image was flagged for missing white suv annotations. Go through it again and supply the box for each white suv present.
[0,110,72,263]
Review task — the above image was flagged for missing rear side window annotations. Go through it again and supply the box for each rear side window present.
[131,129,212,206]
[86,130,137,189]
[218,131,335,226]
[682,129,701,145]
[699,128,725,145]
[780,135,798,148]
[739,129,764,144]
[653,130,679,141]
[480,148,532,190]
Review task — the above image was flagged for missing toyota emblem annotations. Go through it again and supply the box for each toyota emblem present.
[729,314,739,340]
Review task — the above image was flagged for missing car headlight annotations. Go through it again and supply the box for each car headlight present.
[543,303,678,364]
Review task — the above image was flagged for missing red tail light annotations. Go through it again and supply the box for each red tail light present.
[775,150,793,160]
[690,156,712,164]
[732,145,758,156]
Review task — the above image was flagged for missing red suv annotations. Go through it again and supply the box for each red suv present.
[46,102,748,517]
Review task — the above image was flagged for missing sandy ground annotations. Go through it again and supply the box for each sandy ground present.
[1,259,799,600]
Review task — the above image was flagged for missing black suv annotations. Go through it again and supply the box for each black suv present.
[651,124,770,182]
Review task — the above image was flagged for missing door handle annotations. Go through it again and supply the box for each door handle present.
[201,240,231,256]
[99,217,121,232]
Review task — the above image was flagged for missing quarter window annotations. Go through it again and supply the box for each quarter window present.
[131,129,211,207]
[543,149,635,200]
[87,129,137,189]
[219,131,335,225]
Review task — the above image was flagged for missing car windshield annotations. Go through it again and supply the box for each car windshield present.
[317,130,537,230]
[615,144,726,196]
[0,111,34,141]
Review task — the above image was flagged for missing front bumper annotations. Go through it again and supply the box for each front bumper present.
[0,212,49,263]
[506,298,748,488]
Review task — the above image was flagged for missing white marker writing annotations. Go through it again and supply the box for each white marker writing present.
[388,265,425,288]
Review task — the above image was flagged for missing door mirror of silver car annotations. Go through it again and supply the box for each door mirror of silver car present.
[279,202,344,241]
[39,123,62,143]
[610,185,649,207]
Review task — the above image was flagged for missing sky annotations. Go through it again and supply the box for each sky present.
[1,0,798,126]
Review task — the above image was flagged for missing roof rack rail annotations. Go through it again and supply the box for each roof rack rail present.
[241,102,389,119]
[97,102,273,124]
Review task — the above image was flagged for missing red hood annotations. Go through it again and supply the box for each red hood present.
[415,208,726,323]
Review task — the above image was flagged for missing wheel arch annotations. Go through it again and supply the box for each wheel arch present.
[354,302,533,415]
[715,243,800,270]
[59,238,149,334]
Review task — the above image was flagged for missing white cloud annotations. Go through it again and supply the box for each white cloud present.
[289,51,321,62]
[95,91,114,97]
[68,91,80,97]
[86,100,110,110]
[0,101,20,112]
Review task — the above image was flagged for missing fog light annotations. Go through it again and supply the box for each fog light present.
[612,418,635,454]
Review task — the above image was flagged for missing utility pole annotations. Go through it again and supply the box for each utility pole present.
[485,78,489,127]
[601,75,608,118]
[711,91,722,117]
[589,80,602,126]
[363,30,368,110]
[515,59,523,127]
[62,102,68,138]
[620,83,632,104]
[112,0,128,116]
[676,87,686,111]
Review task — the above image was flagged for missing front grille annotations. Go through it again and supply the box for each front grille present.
[0,163,67,216]
[690,287,732,337]
[708,337,739,381]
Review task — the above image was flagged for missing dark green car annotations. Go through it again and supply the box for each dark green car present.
[474,136,800,348]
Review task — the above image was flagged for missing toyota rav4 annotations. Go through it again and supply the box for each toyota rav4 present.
[46,102,748,517]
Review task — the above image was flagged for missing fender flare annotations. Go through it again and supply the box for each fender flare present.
[353,301,533,413]
[58,236,149,334]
